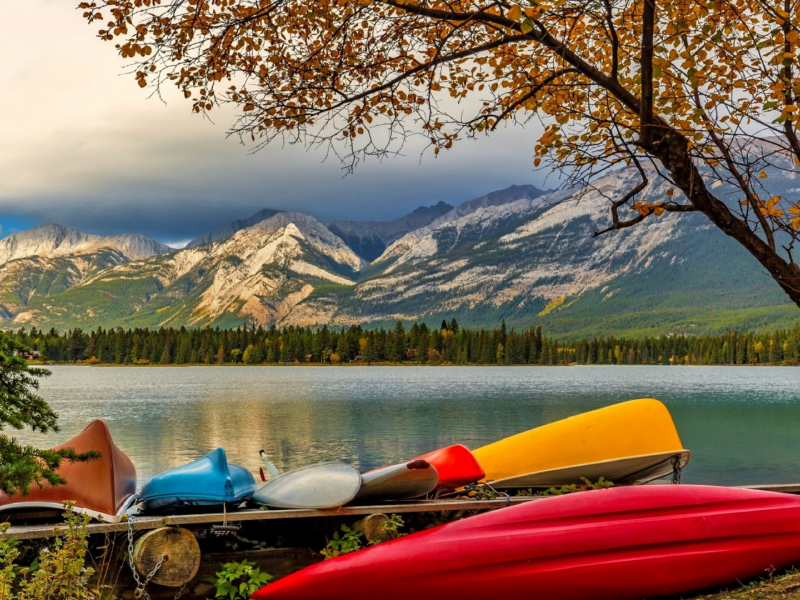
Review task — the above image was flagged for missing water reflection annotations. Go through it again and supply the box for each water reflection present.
[12,365,800,487]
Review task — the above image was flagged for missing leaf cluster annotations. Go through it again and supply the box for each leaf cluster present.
[208,559,273,600]
[320,524,365,559]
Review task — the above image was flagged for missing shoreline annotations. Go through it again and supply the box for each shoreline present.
[30,361,800,368]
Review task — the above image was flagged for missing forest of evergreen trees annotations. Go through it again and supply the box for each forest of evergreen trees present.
[8,320,800,366]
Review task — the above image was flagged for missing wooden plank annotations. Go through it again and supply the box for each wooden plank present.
[1,497,537,540]
[3,515,164,540]
[158,497,539,526]
[737,483,800,494]
[6,484,800,540]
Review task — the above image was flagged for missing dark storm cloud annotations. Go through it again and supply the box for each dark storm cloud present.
[0,0,552,246]
[1,126,548,245]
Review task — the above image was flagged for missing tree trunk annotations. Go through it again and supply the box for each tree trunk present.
[648,130,800,307]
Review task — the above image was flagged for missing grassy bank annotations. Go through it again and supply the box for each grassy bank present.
[686,570,800,599]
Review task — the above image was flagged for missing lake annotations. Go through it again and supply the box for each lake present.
[15,365,800,487]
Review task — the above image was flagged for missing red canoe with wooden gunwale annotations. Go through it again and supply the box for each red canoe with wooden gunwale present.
[251,485,800,600]
[0,420,136,522]
[414,444,484,490]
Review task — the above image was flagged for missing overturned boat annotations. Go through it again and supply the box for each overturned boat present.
[0,419,137,523]
[253,451,361,509]
[252,485,800,600]
[490,449,690,489]
[352,460,438,504]
[138,447,255,514]
[473,398,690,488]
[414,444,485,491]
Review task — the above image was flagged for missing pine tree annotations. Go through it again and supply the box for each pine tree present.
[0,332,97,495]
[266,342,278,363]
[449,318,459,334]
[389,322,405,362]
[160,340,172,364]
[364,334,378,364]
[416,329,430,364]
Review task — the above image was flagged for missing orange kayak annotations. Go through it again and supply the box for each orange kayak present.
[0,420,137,522]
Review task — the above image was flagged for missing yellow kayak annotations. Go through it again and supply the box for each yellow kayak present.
[473,399,689,488]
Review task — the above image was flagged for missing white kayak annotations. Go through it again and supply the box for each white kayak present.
[353,460,439,503]
[486,450,692,489]
[252,451,361,509]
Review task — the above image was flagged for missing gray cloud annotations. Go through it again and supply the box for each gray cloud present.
[0,0,552,246]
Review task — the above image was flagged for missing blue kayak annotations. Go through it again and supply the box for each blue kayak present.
[138,448,256,514]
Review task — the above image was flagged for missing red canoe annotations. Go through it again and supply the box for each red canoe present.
[0,420,136,522]
[414,444,484,490]
[252,485,800,600]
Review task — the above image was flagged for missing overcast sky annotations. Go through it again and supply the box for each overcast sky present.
[0,0,549,246]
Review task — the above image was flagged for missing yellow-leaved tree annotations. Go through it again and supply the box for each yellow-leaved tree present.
[80,0,800,305]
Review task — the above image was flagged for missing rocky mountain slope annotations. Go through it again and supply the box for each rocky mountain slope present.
[185,208,284,248]
[8,213,364,329]
[293,172,797,336]
[1,178,797,335]
[326,201,454,261]
[0,225,173,322]
[0,224,171,265]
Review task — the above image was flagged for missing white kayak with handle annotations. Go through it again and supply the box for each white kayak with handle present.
[352,459,439,503]
[252,450,362,510]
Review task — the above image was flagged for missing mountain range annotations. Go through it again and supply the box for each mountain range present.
[1,178,797,336]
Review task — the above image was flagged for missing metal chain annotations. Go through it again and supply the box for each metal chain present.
[671,456,682,484]
[127,516,167,600]
[174,581,187,600]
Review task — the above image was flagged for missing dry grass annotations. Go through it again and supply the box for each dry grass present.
[687,570,800,599]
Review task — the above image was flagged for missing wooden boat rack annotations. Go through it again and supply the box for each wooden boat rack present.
[4,482,800,541]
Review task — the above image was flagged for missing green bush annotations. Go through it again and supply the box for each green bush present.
[208,559,272,600]
[0,502,95,600]
[320,525,364,559]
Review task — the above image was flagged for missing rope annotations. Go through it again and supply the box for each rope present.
[672,455,683,484]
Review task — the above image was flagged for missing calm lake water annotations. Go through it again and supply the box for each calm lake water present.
[15,365,800,487]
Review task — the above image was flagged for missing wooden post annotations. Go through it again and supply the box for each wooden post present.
[132,527,201,588]
[353,514,394,544]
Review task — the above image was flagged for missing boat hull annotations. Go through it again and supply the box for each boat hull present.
[253,462,361,509]
[489,449,691,488]
[414,445,484,490]
[251,485,800,600]
[473,398,686,484]
[0,420,136,523]
[353,460,438,503]
[138,448,255,514]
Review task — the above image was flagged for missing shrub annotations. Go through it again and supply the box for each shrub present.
[208,559,272,600]
[0,503,95,600]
